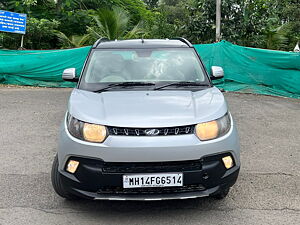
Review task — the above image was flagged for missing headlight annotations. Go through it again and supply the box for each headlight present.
[67,113,107,143]
[195,113,231,141]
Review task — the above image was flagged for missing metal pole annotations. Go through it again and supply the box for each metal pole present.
[216,0,221,42]
[20,35,24,49]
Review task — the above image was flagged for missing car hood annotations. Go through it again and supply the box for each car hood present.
[68,87,227,128]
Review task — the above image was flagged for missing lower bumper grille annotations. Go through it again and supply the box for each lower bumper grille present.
[97,184,205,195]
[102,160,202,173]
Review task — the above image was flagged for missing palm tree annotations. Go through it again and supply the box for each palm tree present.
[263,18,289,50]
[87,7,144,41]
[54,31,90,48]
[264,25,288,50]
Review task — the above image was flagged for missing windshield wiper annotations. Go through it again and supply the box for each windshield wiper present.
[94,82,155,92]
[153,81,209,90]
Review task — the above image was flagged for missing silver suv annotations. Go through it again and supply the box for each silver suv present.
[51,38,240,201]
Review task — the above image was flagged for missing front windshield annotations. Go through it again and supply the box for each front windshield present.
[79,48,209,90]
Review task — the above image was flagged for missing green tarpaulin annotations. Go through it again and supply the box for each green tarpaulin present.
[0,47,91,87]
[0,41,300,98]
[194,41,300,98]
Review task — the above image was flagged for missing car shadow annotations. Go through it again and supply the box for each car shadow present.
[59,196,224,217]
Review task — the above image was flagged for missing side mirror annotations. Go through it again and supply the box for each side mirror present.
[62,68,78,82]
[210,66,224,80]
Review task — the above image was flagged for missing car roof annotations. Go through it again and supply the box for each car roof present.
[93,39,192,49]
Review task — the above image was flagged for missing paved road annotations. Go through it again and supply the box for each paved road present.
[0,87,299,225]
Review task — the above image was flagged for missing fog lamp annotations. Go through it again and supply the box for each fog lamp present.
[222,156,234,169]
[66,160,79,173]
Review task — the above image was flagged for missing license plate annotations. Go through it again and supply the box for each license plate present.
[123,173,183,188]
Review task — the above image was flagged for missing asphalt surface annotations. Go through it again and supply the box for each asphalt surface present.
[0,87,299,225]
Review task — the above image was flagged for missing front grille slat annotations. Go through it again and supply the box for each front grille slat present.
[107,125,195,136]
[135,129,140,136]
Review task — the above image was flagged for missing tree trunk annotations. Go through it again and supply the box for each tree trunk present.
[56,0,63,13]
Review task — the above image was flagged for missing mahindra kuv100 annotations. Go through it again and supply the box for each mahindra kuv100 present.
[51,38,240,200]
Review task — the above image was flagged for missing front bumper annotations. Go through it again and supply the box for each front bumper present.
[58,115,240,168]
[60,153,240,200]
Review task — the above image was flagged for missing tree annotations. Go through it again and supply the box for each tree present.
[0,0,298,50]
[0,17,60,49]
[54,31,90,48]
[143,0,159,9]
[87,7,144,41]
[24,17,60,49]
[143,0,190,40]
[263,20,288,50]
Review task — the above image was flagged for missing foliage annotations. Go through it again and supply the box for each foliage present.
[57,9,93,36]
[86,7,144,41]
[54,31,90,48]
[0,0,299,50]
[178,0,299,50]
[143,0,159,9]
[54,0,152,24]
[24,17,60,49]
[0,17,59,49]
[143,0,190,39]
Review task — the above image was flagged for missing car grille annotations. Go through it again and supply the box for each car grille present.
[102,159,202,173]
[107,125,195,136]
[97,184,205,195]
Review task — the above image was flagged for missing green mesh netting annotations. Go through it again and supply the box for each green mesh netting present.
[194,41,300,98]
[0,46,91,87]
[0,41,299,98]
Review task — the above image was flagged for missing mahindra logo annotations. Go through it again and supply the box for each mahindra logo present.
[144,129,160,136]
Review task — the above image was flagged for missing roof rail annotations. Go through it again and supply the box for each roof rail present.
[171,37,192,47]
[92,37,110,48]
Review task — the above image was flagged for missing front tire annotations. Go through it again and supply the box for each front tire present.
[51,154,79,200]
